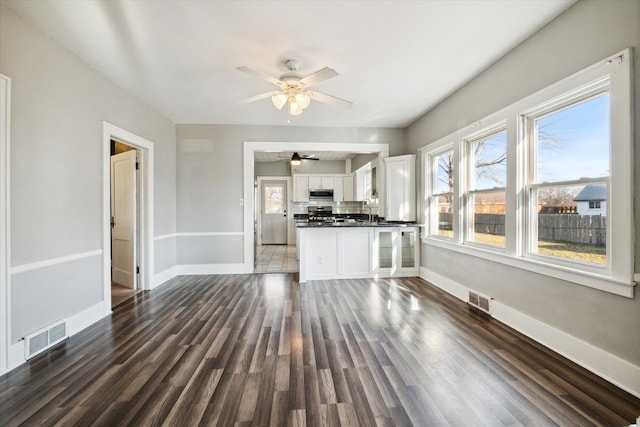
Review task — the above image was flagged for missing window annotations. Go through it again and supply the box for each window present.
[428,148,454,239]
[264,183,284,213]
[420,49,633,297]
[525,92,609,267]
[464,127,507,248]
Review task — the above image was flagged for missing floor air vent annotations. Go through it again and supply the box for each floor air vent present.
[24,321,68,359]
[468,291,492,315]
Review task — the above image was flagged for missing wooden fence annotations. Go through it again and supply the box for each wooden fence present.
[537,214,606,245]
[438,213,606,245]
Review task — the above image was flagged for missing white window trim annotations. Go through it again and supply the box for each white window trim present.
[420,48,634,298]
[425,143,455,241]
[462,123,507,250]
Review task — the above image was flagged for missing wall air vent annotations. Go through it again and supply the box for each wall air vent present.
[24,320,68,360]
[468,291,492,315]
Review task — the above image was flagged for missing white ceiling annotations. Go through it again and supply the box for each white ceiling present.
[2,0,575,128]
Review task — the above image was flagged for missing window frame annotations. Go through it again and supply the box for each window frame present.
[462,123,508,251]
[420,49,634,298]
[425,143,456,241]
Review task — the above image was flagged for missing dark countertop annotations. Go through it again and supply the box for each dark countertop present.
[296,221,421,228]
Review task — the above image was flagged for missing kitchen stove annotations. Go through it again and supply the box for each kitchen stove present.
[307,206,334,223]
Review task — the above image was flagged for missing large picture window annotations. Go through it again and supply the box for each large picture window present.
[525,91,609,266]
[421,49,633,297]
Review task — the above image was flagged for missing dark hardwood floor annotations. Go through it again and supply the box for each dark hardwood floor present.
[1,273,639,426]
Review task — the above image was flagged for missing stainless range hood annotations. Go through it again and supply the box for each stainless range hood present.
[309,189,333,200]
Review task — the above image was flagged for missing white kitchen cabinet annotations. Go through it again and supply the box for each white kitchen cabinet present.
[298,227,373,282]
[333,177,344,202]
[385,155,416,221]
[343,175,355,201]
[293,176,309,202]
[308,175,334,190]
[321,176,334,190]
[308,176,322,190]
[373,227,419,277]
[355,167,372,201]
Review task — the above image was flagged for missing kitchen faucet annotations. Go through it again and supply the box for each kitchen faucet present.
[363,200,373,223]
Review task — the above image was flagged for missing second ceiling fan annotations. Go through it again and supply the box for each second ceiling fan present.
[278,152,319,165]
[237,59,352,117]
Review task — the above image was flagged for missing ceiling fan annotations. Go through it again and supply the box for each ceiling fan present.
[278,152,320,165]
[237,59,352,117]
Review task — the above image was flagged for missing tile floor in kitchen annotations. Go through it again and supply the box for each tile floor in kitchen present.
[254,244,298,273]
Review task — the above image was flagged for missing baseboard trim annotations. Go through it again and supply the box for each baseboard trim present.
[419,267,640,399]
[152,266,178,289]
[177,263,252,275]
[4,301,109,376]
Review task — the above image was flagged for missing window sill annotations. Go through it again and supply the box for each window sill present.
[421,237,635,298]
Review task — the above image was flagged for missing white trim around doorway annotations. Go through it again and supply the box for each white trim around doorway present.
[243,141,390,273]
[102,122,154,314]
[0,74,11,375]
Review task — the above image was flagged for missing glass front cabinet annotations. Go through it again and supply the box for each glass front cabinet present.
[374,227,420,277]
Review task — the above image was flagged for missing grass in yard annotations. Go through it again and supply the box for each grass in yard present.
[537,240,606,265]
[436,229,606,265]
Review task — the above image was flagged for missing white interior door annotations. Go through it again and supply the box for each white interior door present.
[261,180,287,244]
[111,150,137,288]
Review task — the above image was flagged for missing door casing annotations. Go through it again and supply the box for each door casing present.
[0,74,11,375]
[243,142,390,273]
[102,122,154,312]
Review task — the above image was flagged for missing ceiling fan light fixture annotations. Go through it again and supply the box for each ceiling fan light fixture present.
[290,152,302,166]
[295,92,311,109]
[289,98,303,116]
[271,92,287,110]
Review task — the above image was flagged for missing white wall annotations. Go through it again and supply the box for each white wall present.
[0,5,176,350]
[291,160,346,175]
[176,124,405,267]
[407,0,640,375]
[255,161,290,177]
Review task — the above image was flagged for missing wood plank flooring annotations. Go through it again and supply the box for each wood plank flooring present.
[1,273,639,426]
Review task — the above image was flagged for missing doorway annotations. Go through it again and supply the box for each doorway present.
[255,177,297,273]
[102,122,154,313]
[260,178,288,244]
[243,142,390,274]
[110,140,141,307]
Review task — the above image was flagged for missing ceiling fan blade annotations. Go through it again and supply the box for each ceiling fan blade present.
[309,91,353,109]
[237,91,277,104]
[236,66,283,86]
[299,67,338,87]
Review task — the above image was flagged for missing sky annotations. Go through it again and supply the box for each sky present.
[536,93,609,182]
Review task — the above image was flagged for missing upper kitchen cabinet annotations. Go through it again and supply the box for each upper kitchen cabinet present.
[343,174,355,202]
[293,175,309,202]
[385,155,416,221]
[309,175,334,190]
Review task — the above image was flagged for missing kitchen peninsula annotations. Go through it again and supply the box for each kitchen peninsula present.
[297,221,420,283]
